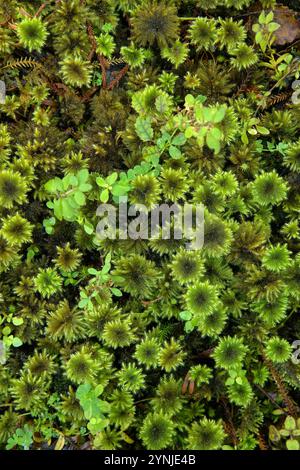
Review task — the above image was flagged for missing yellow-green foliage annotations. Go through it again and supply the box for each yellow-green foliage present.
[0,0,300,452]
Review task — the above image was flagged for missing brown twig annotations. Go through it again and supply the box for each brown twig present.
[80,86,98,102]
[108,64,129,90]
[266,90,292,108]
[221,397,239,448]
[86,21,110,89]
[198,347,214,358]
[181,372,195,395]
[255,383,287,414]
[141,296,162,307]
[258,431,269,451]
[263,355,298,418]
[47,82,70,97]
[182,373,189,395]
[98,54,109,89]
[35,3,47,17]
[86,20,129,90]
[86,22,98,61]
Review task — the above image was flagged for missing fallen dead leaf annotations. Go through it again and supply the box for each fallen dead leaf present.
[273,6,300,45]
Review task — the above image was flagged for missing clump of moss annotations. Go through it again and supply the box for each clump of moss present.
[0,0,300,453]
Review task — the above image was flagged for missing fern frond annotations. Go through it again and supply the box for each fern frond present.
[107,56,126,65]
[267,91,292,108]
[1,57,42,71]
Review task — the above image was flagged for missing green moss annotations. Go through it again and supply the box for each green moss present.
[0,0,300,452]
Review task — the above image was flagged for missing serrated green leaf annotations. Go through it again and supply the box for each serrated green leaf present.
[185,94,195,107]
[171,133,187,146]
[286,439,299,450]
[206,130,221,153]
[169,145,182,159]
[225,378,235,386]
[96,176,106,187]
[102,263,111,275]
[210,127,222,140]
[259,11,266,23]
[213,106,226,123]
[135,117,154,142]
[53,199,63,220]
[88,268,99,276]
[74,191,85,206]
[45,178,62,193]
[107,172,118,185]
[268,22,280,33]
[285,416,296,431]
[265,11,274,23]
[111,183,131,196]
[77,169,89,184]
[256,126,270,135]
[111,287,122,297]
[61,198,76,220]
[155,94,170,114]
[78,298,89,308]
[79,183,92,192]
[185,127,195,138]
[69,175,78,186]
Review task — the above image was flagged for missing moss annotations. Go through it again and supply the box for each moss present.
[0,0,300,452]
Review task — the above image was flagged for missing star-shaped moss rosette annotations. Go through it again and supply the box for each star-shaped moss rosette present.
[0,0,299,452]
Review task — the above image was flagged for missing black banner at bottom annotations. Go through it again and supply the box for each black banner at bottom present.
[0,450,299,467]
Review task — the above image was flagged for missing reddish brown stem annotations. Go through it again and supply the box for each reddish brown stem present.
[35,3,47,17]
[198,347,214,358]
[181,374,189,395]
[86,22,97,61]
[263,355,298,418]
[221,397,239,448]
[86,21,110,89]
[108,64,129,90]
[258,432,269,451]
[80,86,98,102]
[98,54,109,89]
[47,82,70,97]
